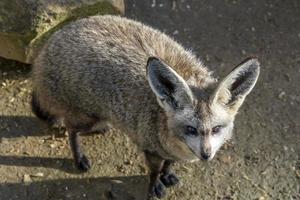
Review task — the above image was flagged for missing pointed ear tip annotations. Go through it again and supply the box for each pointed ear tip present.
[147,56,160,65]
[146,57,158,74]
[245,57,260,67]
[239,57,261,74]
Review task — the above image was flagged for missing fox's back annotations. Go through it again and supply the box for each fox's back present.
[33,15,212,131]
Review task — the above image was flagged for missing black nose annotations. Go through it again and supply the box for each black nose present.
[201,152,211,160]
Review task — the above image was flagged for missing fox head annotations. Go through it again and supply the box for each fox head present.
[146,57,260,161]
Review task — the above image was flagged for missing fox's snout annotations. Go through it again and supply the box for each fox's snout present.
[200,137,212,160]
[200,149,211,161]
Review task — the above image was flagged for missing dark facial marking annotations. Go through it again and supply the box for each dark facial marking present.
[212,125,222,135]
[185,126,198,137]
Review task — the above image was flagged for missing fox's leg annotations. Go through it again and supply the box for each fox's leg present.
[160,160,179,187]
[65,113,100,172]
[68,129,91,172]
[145,151,166,199]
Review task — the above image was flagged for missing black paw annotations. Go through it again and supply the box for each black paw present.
[75,154,91,172]
[150,180,166,199]
[160,172,179,187]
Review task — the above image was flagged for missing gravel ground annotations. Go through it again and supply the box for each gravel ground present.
[0,0,299,199]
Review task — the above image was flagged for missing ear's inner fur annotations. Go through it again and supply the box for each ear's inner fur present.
[146,57,193,110]
[155,71,178,106]
[229,67,258,104]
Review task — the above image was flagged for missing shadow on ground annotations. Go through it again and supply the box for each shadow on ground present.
[0,155,77,174]
[0,116,45,138]
[0,175,147,200]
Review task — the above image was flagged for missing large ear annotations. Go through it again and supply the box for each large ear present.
[210,58,260,114]
[146,57,194,113]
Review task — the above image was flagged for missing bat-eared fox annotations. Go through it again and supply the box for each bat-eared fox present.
[31,15,260,199]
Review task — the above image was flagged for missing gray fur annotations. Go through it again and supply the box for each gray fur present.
[32,15,260,198]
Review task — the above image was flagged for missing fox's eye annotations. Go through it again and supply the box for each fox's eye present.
[212,125,222,134]
[185,126,198,136]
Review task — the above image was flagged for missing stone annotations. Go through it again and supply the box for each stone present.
[23,174,32,185]
[0,0,124,64]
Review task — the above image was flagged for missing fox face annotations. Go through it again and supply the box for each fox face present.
[146,57,260,161]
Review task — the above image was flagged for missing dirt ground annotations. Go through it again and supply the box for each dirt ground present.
[0,0,299,199]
